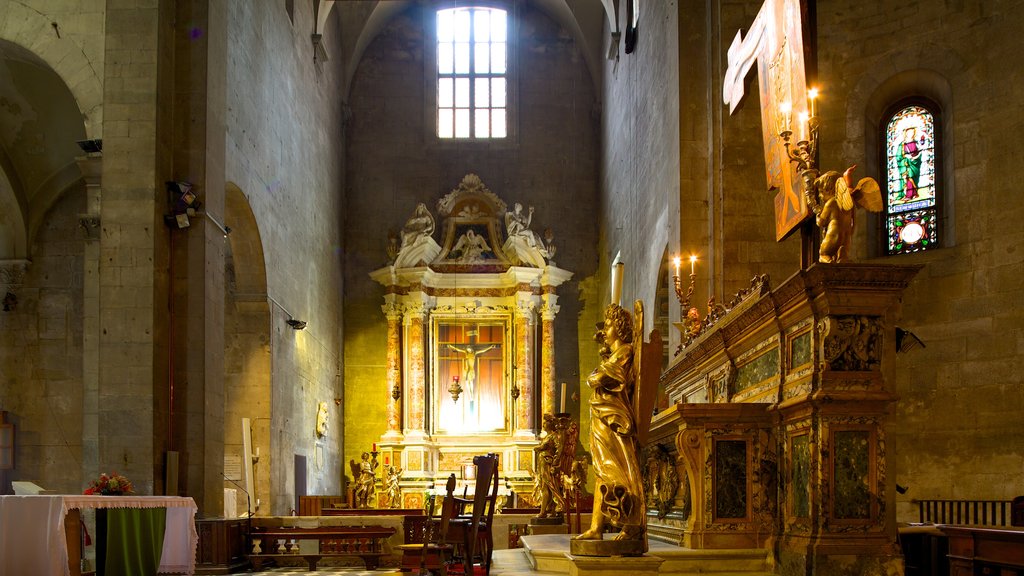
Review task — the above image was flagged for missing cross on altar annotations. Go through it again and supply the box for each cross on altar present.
[723,0,813,242]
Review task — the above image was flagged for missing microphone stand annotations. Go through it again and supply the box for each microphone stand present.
[222,473,253,556]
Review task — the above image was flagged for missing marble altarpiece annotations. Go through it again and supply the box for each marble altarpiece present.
[369,175,571,508]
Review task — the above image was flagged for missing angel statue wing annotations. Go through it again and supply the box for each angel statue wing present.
[852,177,884,212]
[632,300,663,445]
[835,175,855,211]
[349,459,360,481]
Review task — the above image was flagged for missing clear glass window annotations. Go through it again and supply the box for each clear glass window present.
[436,7,507,139]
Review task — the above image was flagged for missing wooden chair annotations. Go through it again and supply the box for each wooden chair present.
[450,453,499,576]
[398,473,458,575]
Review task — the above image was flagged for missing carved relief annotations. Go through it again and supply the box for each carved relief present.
[78,215,101,240]
[643,443,680,519]
[818,315,884,371]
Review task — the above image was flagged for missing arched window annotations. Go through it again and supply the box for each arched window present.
[882,101,940,255]
[436,7,508,139]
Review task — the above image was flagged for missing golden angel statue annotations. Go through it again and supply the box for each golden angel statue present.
[571,301,660,556]
[349,452,378,509]
[805,165,883,263]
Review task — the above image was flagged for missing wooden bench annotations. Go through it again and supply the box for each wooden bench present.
[248,525,395,571]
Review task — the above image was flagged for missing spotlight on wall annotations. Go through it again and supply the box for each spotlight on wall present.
[895,327,925,354]
[76,139,103,154]
[286,319,307,330]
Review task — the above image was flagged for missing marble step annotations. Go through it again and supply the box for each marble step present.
[519,534,771,575]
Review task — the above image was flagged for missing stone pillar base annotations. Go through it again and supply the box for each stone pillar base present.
[565,552,664,576]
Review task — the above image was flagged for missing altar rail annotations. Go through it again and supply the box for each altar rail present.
[914,499,1015,526]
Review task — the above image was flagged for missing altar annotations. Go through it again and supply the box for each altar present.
[0,495,199,576]
[369,174,572,505]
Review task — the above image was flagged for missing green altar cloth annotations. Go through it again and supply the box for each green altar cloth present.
[96,508,167,576]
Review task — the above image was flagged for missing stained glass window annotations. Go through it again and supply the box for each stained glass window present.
[437,7,507,139]
[884,104,939,254]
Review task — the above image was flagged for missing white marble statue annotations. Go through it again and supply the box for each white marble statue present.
[394,203,441,268]
[503,203,550,268]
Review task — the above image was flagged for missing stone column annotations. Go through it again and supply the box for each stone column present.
[75,154,102,487]
[540,294,559,416]
[404,301,429,436]
[382,299,404,439]
[514,298,537,437]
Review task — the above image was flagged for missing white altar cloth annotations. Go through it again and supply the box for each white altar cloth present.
[0,494,198,576]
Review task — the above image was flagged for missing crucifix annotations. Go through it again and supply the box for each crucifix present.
[723,0,818,266]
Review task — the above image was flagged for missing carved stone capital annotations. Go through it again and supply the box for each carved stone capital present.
[79,214,101,240]
[0,259,30,286]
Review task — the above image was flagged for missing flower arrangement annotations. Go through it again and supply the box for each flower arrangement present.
[84,472,134,495]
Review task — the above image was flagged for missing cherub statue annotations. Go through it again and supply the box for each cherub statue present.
[805,165,883,263]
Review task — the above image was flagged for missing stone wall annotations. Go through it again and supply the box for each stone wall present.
[0,189,85,494]
[343,3,600,468]
[816,0,1024,516]
[225,1,346,514]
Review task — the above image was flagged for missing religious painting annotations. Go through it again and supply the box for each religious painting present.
[432,318,510,434]
[753,0,811,240]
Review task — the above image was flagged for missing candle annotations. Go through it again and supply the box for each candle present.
[779,101,792,133]
[807,87,818,118]
[560,383,566,413]
[372,443,377,452]
[610,258,624,306]
[689,255,697,276]
[673,256,681,279]
[798,112,810,141]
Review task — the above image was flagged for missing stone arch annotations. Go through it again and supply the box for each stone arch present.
[223,182,273,516]
[0,4,103,138]
[845,49,960,256]
[0,38,88,259]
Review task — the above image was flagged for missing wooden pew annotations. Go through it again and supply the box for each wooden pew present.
[248,524,395,571]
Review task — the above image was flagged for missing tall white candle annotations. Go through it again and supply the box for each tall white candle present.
[610,258,624,305]
[560,383,567,413]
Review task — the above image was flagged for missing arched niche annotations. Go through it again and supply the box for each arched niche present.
[223,182,272,516]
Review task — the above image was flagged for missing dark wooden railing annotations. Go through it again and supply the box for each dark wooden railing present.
[913,499,1014,526]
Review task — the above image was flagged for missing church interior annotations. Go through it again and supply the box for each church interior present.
[0,1,1022,575]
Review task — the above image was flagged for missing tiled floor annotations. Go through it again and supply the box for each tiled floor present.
[235,548,540,576]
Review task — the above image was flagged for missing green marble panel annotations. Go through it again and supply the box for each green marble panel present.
[791,434,810,518]
[833,430,871,520]
[715,439,747,519]
[733,347,779,393]
[790,331,811,368]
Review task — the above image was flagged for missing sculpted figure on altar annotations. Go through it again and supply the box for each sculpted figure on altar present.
[503,203,552,268]
[394,203,441,268]
[573,303,647,550]
[533,414,576,519]
[447,341,498,398]
[350,452,379,509]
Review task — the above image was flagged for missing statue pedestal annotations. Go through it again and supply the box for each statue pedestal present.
[569,537,646,557]
[565,553,664,576]
[527,519,568,536]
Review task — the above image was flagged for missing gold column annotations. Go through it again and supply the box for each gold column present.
[514,300,536,435]
[540,295,559,416]
[405,302,428,433]
[383,300,403,437]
